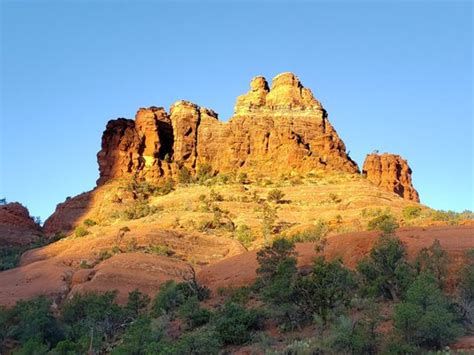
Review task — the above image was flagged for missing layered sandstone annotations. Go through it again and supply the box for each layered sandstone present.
[96,72,359,185]
[0,203,43,247]
[363,153,420,202]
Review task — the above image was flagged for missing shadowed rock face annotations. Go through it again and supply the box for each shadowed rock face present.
[363,153,420,202]
[0,203,42,247]
[96,72,359,185]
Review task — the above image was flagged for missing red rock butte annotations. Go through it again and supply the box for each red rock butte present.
[95,72,419,202]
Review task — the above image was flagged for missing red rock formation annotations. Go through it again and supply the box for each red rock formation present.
[96,72,359,184]
[363,153,419,202]
[0,203,42,247]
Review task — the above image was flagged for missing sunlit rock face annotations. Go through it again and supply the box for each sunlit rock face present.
[96,72,359,184]
[363,153,420,202]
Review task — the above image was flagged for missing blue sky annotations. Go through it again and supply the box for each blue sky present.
[1,1,472,221]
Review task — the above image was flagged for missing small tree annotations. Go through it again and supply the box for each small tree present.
[260,202,277,244]
[393,273,463,349]
[293,257,356,324]
[213,302,262,345]
[357,236,414,300]
[125,289,150,318]
[415,239,449,288]
[256,239,300,329]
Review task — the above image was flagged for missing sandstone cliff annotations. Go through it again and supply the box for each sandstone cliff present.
[363,153,420,202]
[0,203,42,247]
[96,72,359,185]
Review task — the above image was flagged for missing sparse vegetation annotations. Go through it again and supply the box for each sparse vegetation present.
[402,205,422,219]
[196,163,213,183]
[267,189,285,203]
[234,224,255,248]
[178,166,193,184]
[289,220,329,243]
[83,218,97,227]
[74,226,89,238]
[120,201,162,220]
[367,213,399,234]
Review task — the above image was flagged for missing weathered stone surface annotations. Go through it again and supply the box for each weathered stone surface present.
[96,118,141,186]
[363,153,420,202]
[0,203,42,247]
[96,72,359,184]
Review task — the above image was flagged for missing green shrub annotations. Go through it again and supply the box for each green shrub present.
[14,338,50,355]
[415,239,448,288]
[328,193,342,203]
[152,279,210,316]
[290,220,329,243]
[125,289,150,318]
[209,189,224,202]
[83,218,97,227]
[213,302,262,345]
[174,328,222,355]
[256,238,300,329]
[74,226,89,238]
[237,172,249,184]
[393,273,463,349]
[178,296,212,329]
[357,235,414,300]
[459,249,474,301]
[145,244,173,256]
[7,296,63,347]
[328,313,380,355]
[197,163,213,183]
[79,260,93,269]
[260,202,278,243]
[157,179,175,195]
[402,206,422,219]
[0,246,22,271]
[294,257,356,324]
[367,214,399,235]
[110,316,161,355]
[121,201,161,220]
[61,291,125,350]
[430,209,461,224]
[178,167,193,184]
[234,224,255,248]
[267,189,285,203]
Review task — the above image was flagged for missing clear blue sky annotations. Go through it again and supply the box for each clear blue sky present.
[1,1,472,221]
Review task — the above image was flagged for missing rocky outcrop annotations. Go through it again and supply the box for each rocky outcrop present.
[96,72,359,185]
[363,153,419,202]
[0,203,42,247]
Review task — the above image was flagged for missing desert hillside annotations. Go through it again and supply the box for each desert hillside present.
[0,72,472,354]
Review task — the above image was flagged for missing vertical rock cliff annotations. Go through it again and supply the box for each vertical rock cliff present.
[363,153,420,202]
[96,72,359,185]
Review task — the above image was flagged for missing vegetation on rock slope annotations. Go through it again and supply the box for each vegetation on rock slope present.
[1,233,472,354]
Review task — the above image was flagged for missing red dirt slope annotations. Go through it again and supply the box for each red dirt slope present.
[197,225,474,291]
